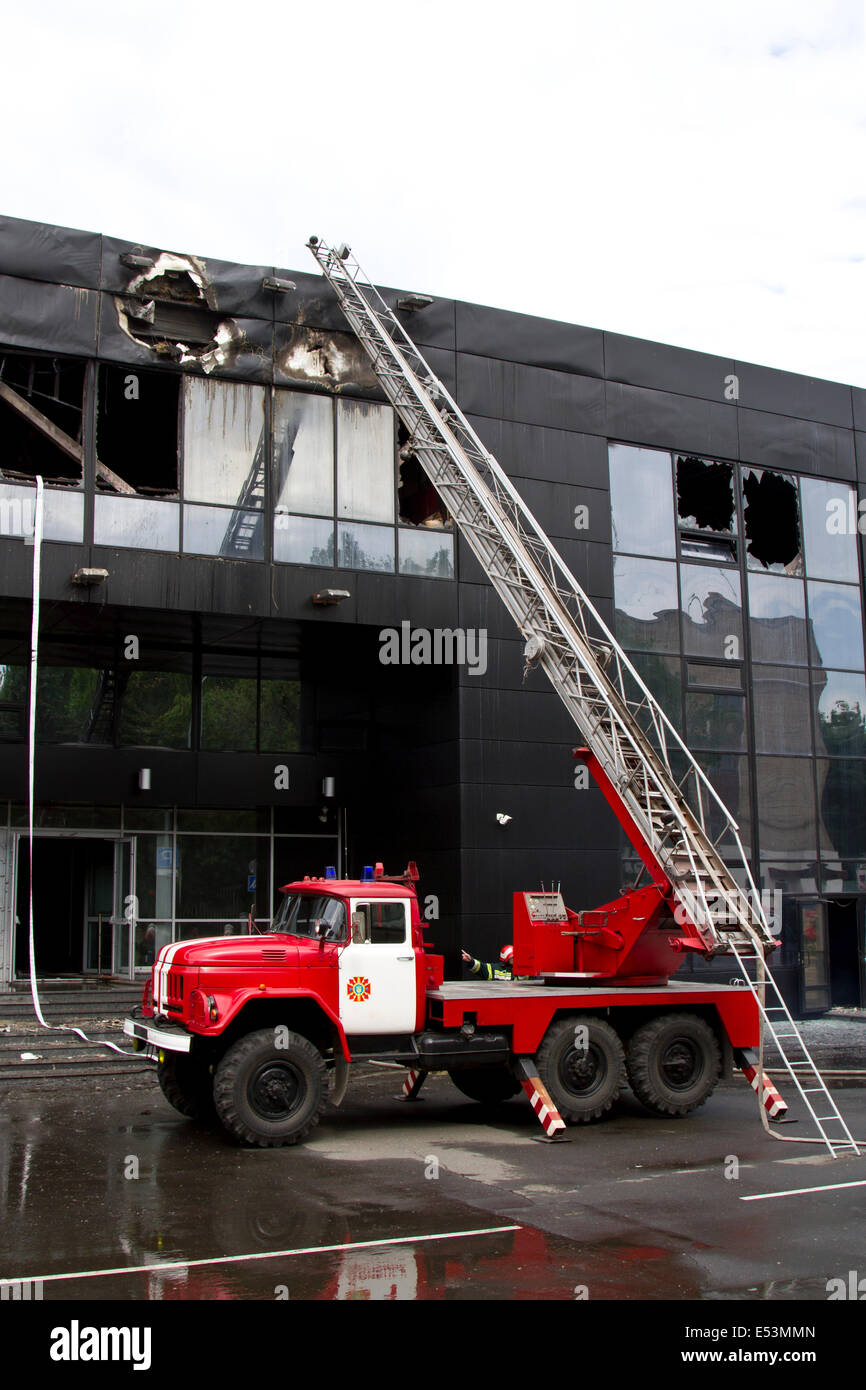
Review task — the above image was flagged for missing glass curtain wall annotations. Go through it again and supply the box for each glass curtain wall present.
[609,445,866,908]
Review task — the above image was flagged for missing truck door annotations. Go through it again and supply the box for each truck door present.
[338,898,417,1035]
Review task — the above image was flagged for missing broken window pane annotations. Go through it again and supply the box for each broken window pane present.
[800,477,860,583]
[94,495,179,551]
[613,556,679,652]
[608,444,675,557]
[397,424,449,528]
[741,467,803,574]
[273,514,335,567]
[337,521,395,573]
[96,365,179,496]
[337,400,395,524]
[183,504,264,561]
[183,379,267,509]
[0,352,85,485]
[680,564,742,659]
[676,455,736,532]
[398,528,455,579]
[807,581,865,671]
[273,390,334,517]
[748,572,807,665]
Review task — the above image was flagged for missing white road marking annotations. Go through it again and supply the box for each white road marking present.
[0,1225,523,1288]
[741,1179,866,1201]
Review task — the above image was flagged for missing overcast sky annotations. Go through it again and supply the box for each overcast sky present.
[1,1,864,386]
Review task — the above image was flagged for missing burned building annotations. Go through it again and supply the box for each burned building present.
[0,212,864,1014]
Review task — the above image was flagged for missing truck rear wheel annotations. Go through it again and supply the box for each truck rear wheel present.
[448,1066,521,1105]
[213,1028,327,1147]
[536,1015,625,1123]
[157,1053,215,1122]
[626,1013,721,1117]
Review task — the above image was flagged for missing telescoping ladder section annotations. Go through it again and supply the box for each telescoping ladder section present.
[307,238,858,1158]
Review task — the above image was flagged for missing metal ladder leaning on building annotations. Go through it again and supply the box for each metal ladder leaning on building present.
[307,237,858,1158]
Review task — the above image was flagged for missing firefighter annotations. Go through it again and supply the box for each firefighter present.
[461,944,514,980]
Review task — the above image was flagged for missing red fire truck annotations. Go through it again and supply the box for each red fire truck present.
[124,776,766,1149]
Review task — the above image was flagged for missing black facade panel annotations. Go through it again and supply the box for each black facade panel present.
[734,360,854,429]
[461,783,613,853]
[511,477,611,544]
[269,267,345,329]
[857,431,866,483]
[0,216,102,290]
[456,636,548,693]
[605,380,739,458]
[271,566,355,623]
[0,275,99,356]
[457,353,605,434]
[466,416,611,489]
[456,301,604,378]
[604,332,734,404]
[459,686,577,744]
[460,737,576,788]
[88,549,270,619]
[458,847,621,923]
[381,290,456,351]
[457,582,522,642]
[853,388,866,433]
[738,408,856,480]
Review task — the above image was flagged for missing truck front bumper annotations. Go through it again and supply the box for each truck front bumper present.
[123,1017,192,1055]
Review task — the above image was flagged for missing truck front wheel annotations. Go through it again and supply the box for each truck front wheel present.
[213,1029,327,1147]
[626,1013,721,1117]
[157,1053,215,1122]
[536,1016,626,1123]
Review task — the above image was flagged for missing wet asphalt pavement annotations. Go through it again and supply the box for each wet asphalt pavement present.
[2,1051,866,1306]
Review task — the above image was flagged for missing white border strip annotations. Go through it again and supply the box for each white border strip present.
[0,1225,523,1287]
[741,1179,866,1202]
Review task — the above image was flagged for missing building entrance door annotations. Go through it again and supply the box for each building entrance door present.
[14,834,136,981]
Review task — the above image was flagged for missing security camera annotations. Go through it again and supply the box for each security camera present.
[495,813,513,826]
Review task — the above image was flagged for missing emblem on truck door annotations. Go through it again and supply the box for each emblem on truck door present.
[346,976,372,1003]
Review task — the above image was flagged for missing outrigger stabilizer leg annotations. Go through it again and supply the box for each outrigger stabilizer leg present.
[514,1058,569,1142]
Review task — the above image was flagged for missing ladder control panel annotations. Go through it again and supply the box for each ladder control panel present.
[513,891,571,976]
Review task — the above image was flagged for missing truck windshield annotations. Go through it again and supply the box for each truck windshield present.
[270,893,347,942]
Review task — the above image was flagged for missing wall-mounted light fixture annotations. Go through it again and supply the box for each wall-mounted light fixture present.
[322,777,336,799]
[397,293,434,312]
[312,589,351,606]
[71,568,109,587]
[262,276,297,293]
[120,252,155,270]
[139,769,151,791]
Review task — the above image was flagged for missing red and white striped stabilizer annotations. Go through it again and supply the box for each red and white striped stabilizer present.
[402,1069,427,1101]
[514,1058,567,1139]
[736,1048,788,1119]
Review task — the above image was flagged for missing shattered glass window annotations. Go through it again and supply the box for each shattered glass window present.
[183,379,267,509]
[97,365,179,496]
[676,455,737,562]
[337,399,395,524]
[0,353,85,486]
[741,467,803,575]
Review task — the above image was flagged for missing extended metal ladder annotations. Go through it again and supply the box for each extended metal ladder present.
[307,237,859,1156]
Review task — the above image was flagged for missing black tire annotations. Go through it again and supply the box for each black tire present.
[626,1013,721,1117]
[535,1015,626,1123]
[157,1053,216,1121]
[213,1028,327,1147]
[448,1066,521,1104]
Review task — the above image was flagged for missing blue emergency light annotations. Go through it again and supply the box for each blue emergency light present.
[325,866,337,879]
[361,865,374,881]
